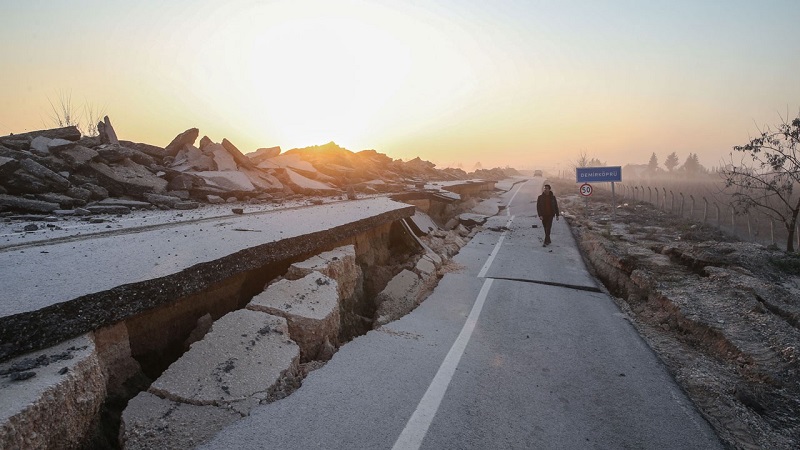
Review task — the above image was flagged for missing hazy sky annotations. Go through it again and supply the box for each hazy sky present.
[1,0,799,172]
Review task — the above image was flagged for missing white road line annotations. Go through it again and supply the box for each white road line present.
[391,278,495,450]
[477,216,513,278]
[392,181,528,449]
[505,180,527,214]
[477,180,526,278]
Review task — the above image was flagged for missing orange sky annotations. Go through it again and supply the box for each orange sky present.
[1,0,799,173]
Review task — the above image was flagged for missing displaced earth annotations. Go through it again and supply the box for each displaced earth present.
[550,177,800,449]
[5,119,798,448]
[0,118,514,218]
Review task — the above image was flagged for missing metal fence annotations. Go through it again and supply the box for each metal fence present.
[569,176,799,252]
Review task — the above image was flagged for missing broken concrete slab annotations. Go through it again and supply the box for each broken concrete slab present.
[120,390,241,450]
[0,197,414,361]
[172,145,217,172]
[1,126,81,145]
[0,334,105,450]
[407,210,440,236]
[89,160,168,197]
[143,193,184,209]
[374,269,423,326]
[93,198,152,209]
[86,205,132,214]
[148,309,299,405]
[191,170,256,192]
[164,128,199,157]
[0,194,60,213]
[285,245,360,300]
[248,272,340,360]
[284,168,338,194]
[471,197,505,216]
[29,136,56,156]
[57,145,99,167]
[415,257,437,276]
[208,143,238,171]
[457,212,488,227]
[92,322,142,398]
[267,154,317,174]
[19,158,70,191]
[36,192,82,208]
[0,157,18,177]
[99,116,119,145]
[221,139,258,171]
[246,146,281,164]
[241,168,284,192]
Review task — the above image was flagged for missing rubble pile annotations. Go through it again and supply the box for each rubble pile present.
[0,119,520,215]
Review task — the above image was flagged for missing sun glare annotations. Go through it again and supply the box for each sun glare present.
[247,17,411,150]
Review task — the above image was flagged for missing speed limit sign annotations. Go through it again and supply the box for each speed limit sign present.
[579,183,593,197]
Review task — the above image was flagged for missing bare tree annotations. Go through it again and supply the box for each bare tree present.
[721,110,800,251]
[574,150,590,168]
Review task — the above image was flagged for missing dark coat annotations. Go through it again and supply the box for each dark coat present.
[536,191,559,217]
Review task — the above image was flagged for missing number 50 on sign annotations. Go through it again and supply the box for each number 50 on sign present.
[580,183,593,197]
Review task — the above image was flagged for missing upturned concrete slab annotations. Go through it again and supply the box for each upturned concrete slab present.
[250,273,339,322]
[415,257,436,276]
[374,269,422,326]
[121,391,242,450]
[407,210,439,236]
[0,197,414,362]
[0,334,105,450]
[148,309,299,405]
[248,272,340,359]
[285,245,359,299]
[285,168,337,193]
[191,170,256,192]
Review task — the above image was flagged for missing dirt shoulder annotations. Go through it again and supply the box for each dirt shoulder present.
[549,178,800,449]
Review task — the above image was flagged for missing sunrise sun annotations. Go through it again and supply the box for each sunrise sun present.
[245,16,411,150]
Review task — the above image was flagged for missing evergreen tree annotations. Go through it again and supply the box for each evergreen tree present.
[647,152,659,172]
[682,153,702,175]
[665,152,679,172]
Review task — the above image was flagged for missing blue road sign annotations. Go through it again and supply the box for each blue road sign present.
[576,166,622,183]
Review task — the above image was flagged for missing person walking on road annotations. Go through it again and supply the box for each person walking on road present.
[536,184,560,246]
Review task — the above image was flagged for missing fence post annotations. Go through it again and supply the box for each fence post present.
[640,185,645,203]
[747,214,752,241]
[753,215,759,241]
[770,220,775,246]
[670,191,675,213]
[680,192,685,217]
[714,203,720,228]
[702,196,708,222]
[662,188,667,211]
[648,187,652,204]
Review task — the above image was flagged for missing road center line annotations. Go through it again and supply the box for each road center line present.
[391,278,494,450]
[477,180,525,278]
[393,181,527,449]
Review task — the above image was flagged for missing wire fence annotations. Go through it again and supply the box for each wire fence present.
[559,173,799,252]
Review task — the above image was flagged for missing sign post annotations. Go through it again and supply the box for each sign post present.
[579,183,592,214]
[576,166,622,220]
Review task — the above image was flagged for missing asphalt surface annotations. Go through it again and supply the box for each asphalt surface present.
[0,197,411,318]
[200,180,724,449]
